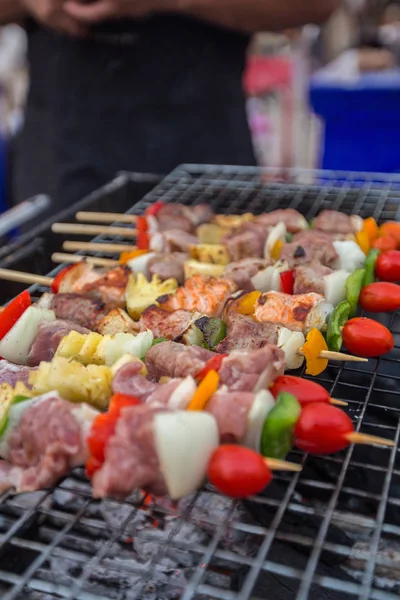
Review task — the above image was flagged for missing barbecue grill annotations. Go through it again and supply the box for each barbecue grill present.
[1,164,400,600]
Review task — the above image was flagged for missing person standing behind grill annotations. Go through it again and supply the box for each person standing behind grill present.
[0,1,338,210]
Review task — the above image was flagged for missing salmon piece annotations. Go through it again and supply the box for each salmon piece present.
[73,265,130,308]
[158,275,238,318]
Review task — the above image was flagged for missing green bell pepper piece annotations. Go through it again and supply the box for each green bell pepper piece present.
[285,232,293,242]
[0,395,31,438]
[345,268,366,317]
[200,318,227,349]
[326,300,351,352]
[363,248,381,287]
[260,392,302,460]
[309,218,315,229]
[151,337,168,347]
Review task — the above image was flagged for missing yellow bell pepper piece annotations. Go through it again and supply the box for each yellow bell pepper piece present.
[271,239,284,261]
[363,217,378,245]
[355,229,370,255]
[300,328,328,376]
[237,291,261,316]
[187,370,220,411]
[119,249,149,264]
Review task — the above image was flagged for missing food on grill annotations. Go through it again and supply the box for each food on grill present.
[126,272,178,320]
[0,392,99,493]
[38,292,109,330]
[184,259,226,278]
[0,360,37,388]
[359,281,400,313]
[196,223,229,244]
[27,320,90,366]
[260,391,301,459]
[342,317,394,358]
[96,308,139,336]
[0,290,31,341]
[189,243,230,266]
[314,210,363,235]
[31,357,112,409]
[195,317,227,349]
[218,344,285,392]
[293,263,349,307]
[146,341,216,380]
[0,306,56,365]
[157,275,238,318]
[150,229,199,253]
[363,247,380,286]
[345,268,365,317]
[223,258,271,292]
[255,291,334,334]
[147,252,187,284]
[280,231,339,268]
[223,220,270,261]
[326,301,351,352]
[332,240,366,272]
[255,208,308,233]
[270,375,346,407]
[294,402,394,455]
[375,250,400,282]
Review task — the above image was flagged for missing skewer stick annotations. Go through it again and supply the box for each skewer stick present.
[52,253,119,268]
[63,241,136,254]
[330,399,348,406]
[265,458,302,472]
[346,432,396,448]
[319,350,368,363]
[76,211,137,224]
[0,268,53,287]
[52,223,137,238]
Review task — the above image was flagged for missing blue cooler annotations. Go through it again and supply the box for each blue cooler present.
[309,70,400,173]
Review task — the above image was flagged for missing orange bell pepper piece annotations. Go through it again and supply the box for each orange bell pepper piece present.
[271,239,284,261]
[187,370,220,411]
[355,229,370,255]
[379,222,400,246]
[300,328,329,376]
[237,291,261,316]
[362,217,378,245]
[119,249,149,264]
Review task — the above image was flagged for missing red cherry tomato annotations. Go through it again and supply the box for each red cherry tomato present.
[270,375,330,407]
[280,270,294,295]
[294,402,354,455]
[0,290,31,341]
[51,264,79,294]
[373,236,398,252]
[342,317,394,357]
[359,282,400,313]
[196,354,228,381]
[376,250,400,282]
[207,445,272,498]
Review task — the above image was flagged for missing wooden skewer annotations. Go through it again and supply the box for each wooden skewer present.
[265,458,302,472]
[330,399,348,406]
[319,350,368,363]
[52,253,119,268]
[346,432,396,448]
[52,223,137,238]
[76,211,137,224]
[0,268,53,287]
[63,241,136,254]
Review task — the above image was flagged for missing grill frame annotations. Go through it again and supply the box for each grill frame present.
[1,165,400,600]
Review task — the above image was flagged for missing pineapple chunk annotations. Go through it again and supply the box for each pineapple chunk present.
[78,332,103,364]
[56,331,86,359]
[32,357,112,410]
[126,273,178,320]
[213,213,254,228]
[184,260,225,279]
[189,244,230,266]
[196,223,229,245]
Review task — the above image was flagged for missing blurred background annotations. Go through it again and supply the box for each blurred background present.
[1,0,400,216]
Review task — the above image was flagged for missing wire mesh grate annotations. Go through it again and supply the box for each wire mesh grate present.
[1,165,400,600]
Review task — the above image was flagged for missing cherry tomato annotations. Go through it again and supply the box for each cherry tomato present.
[270,375,330,407]
[342,317,394,357]
[372,236,398,252]
[196,354,228,380]
[0,290,31,341]
[87,413,118,463]
[280,270,294,295]
[359,282,400,313]
[294,402,353,454]
[109,393,141,417]
[51,264,79,294]
[376,250,400,282]
[207,445,272,498]
[379,222,400,245]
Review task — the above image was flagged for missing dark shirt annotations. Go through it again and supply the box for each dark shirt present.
[14,16,256,209]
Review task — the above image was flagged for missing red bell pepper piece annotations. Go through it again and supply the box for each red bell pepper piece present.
[109,393,141,417]
[280,270,294,295]
[196,354,228,381]
[145,201,164,218]
[51,264,79,294]
[137,216,150,250]
[0,290,31,341]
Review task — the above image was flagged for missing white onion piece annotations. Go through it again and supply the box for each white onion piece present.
[103,330,153,365]
[146,215,159,235]
[154,411,219,500]
[168,376,197,410]
[270,261,290,292]
[277,327,305,370]
[71,403,100,466]
[0,306,55,365]
[323,270,349,307]
[305,300,334,333]
[149,232,165,253]
[250,266,273,293]
[350,215,363,233]
[242,390,275,451]
[333,241,366,272]
[37,293,53,310]
[127,252,156,277]
[264,222,287,259]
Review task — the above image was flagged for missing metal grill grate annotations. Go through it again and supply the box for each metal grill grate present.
[1,165,400,600]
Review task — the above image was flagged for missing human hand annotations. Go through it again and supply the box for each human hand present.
[21,0,87,35]
[63,0,178,23]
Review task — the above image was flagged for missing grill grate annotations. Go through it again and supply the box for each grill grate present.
[1,165,400,600]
